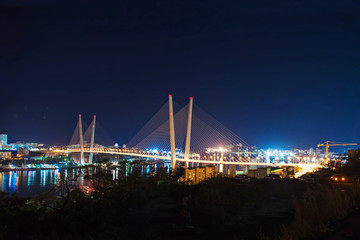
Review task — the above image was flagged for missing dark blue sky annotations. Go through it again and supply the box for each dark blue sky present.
[1,0,360,149]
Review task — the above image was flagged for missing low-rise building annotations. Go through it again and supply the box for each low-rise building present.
[0,151,11,160]
[181,165,217,185]
[247,167,270,179]
[17,147,30,156]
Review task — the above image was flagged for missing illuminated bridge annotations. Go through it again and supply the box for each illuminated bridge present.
[51,95,321,172]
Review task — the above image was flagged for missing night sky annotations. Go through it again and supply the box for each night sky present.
[1,0,360,150]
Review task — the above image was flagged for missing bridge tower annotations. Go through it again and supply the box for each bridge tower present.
[184,97,193,168]
[89,115,96,164]
[78,114,85,165]
[169,94,176,170]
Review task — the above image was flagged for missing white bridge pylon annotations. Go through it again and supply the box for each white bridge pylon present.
[77,114,96,165]
[78,114,85,165]
[168,94,177,170]
[168,94,194,170]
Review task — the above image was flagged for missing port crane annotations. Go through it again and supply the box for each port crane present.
[317,141,357,164]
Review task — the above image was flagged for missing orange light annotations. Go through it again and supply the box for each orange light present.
[335,178,338,181]
[342,177,345,181]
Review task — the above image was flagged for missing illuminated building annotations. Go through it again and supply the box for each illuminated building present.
[0,151,11,160]
[2,141,43,151]
[181,165,217,185]
[0,134,7,147]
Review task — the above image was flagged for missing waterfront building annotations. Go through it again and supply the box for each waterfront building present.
[2,141,43,151]
[0,151,11,160]
[0,134,7,147]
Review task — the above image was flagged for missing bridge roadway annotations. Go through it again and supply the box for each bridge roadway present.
[53,149,321,169]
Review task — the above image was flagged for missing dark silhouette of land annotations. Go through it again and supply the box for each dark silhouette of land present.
[1,165,360,240]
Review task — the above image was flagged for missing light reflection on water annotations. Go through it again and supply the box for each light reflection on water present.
[0,161,171,197]
[0,170,62,196]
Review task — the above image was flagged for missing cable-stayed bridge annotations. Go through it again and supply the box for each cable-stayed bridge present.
[51,95,321,171]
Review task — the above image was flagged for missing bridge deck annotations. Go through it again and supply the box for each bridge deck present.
[53,149,321,168]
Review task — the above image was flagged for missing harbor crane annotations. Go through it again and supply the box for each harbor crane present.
[317,141,357,165]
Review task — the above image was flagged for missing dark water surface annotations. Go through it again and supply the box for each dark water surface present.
[0,162,170,197]
[0,169,84,197]
[0,170,59,196]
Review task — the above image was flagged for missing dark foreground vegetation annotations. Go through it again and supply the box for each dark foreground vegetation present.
[1,168,360,240]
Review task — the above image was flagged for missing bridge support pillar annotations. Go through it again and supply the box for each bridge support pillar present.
[184,97,193,168]
[79,114,85,165]
[219,153,224,173]
[169,94,176,170]
[89,115,96,164]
